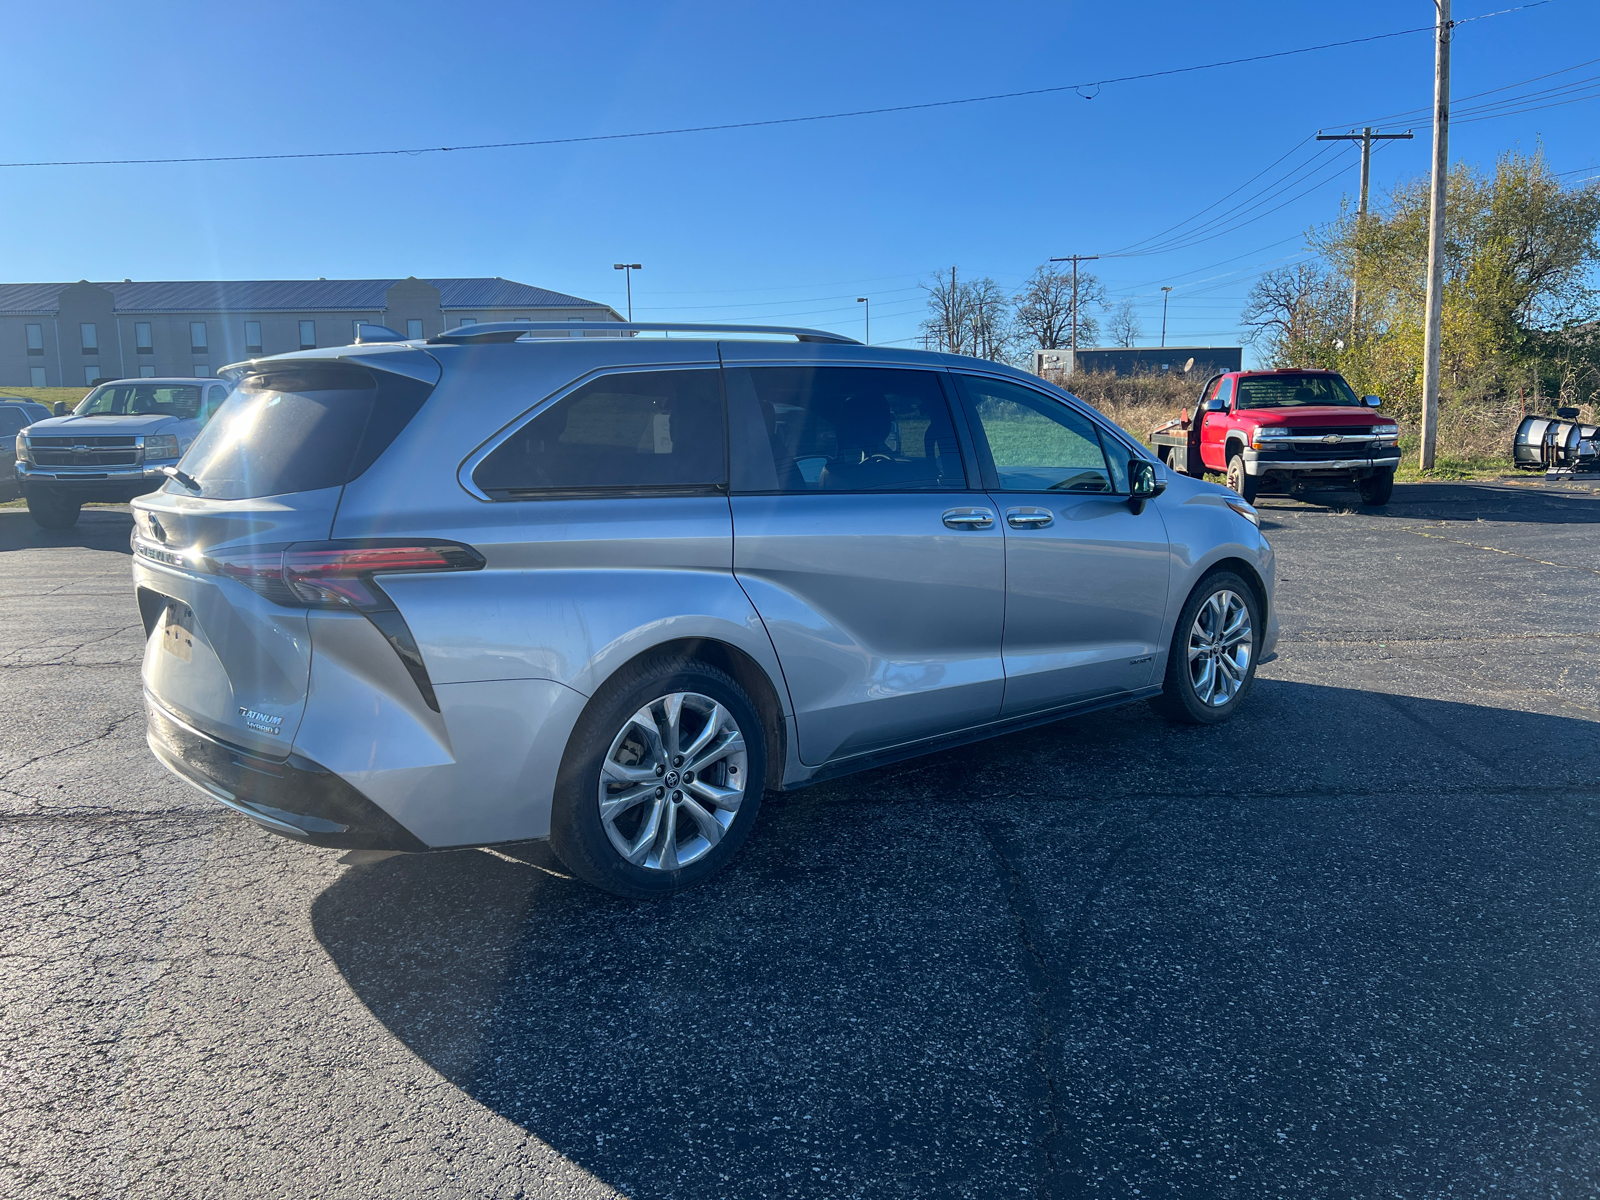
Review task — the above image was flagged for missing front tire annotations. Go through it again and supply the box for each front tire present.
[1358,467,1395,506]
[1152,571,1261,725]
[550,656,766,900]
[1226,453,1259,503]
[27,493,82,530]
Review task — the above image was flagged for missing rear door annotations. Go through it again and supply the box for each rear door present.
[726,361,1005,765]
[954,373,1171,716]
[133,354,438,754]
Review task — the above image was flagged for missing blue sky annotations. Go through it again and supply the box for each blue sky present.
[4,0,1593,359]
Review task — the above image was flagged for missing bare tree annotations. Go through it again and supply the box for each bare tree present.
[1106,299,1142,347]
[921,267,1015,361]
[969,276,1015,362]
[1014,263,1073,350]
[1241,261,1344,366]
[920,267,974,355]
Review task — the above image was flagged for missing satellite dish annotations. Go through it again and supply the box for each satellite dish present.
[1183,357,1195,374]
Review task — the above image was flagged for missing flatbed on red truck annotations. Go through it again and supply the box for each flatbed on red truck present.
[1150,368,1401,506]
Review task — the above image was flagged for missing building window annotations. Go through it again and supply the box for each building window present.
[81,323,98,353]
[570,316,585,338]
[135,322,153,352]
[139,365,156,378]
[30,366,46,387]
[299,320,316,350]
[245,321,262,354]
[85,365,100,385]
[190,322,208,354]
[407,319,423,339]
[514,317,532,324]
[456,317,476,328]
[26,324,43,355]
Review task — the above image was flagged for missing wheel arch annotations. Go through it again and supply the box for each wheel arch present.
[1223,432,1249,462]
[1198,555,1269,626]
[591,636,789,793]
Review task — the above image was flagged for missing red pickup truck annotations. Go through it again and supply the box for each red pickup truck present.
[1150,368,1401,505]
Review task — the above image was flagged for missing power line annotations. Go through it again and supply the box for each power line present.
[0,12,1550,170]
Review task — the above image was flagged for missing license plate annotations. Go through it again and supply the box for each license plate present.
[161,602,195,662]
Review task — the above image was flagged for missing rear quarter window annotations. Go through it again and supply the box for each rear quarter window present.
[177,362,432,500]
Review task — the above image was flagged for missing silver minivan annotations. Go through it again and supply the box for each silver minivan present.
[131,322,1276,898]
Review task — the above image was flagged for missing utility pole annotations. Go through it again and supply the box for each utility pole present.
[612,263,642,321]
[1160,286,1173,348]
[1419,0,1451,470]
[1050,254,1098,370]
[856,297,869,345]
[1317,126,1414,341]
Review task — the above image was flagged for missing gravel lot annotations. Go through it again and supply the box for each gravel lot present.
[4,481,1599,1199]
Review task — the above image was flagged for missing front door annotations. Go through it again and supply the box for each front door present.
[1199,375,1234,471]
[725,362,1006,765]
[955,374,1172,716]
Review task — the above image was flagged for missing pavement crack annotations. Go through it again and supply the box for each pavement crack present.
[0,712,139,785]
[1373,524,1600,577]
[976,818,1071,1200]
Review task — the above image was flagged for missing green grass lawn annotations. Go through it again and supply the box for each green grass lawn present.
[2,386,94,410]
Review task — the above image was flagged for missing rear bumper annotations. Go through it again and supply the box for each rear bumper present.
[1242,450,1400,477]
[144,692,427,852]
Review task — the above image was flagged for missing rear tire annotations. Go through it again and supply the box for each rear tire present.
[549,655,766,900]
[1152,571,1261,726]
[1225,453,1258,503]
[1358,467,1395,506]
[27,493,81,530]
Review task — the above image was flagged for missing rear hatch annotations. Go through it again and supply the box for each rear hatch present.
[133,352,439,755]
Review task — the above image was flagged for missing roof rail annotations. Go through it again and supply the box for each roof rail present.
[426,320,860,346]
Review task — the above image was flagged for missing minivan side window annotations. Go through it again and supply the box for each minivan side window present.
[473,369,725,498]
[725,366,964,493]
[959,375,1121,494]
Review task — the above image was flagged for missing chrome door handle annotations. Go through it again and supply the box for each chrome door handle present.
[942,507,995,529]
[1006,507,1054,528]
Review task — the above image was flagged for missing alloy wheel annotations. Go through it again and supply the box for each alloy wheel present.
[1187,589,1253,707]
[598,691,748,871]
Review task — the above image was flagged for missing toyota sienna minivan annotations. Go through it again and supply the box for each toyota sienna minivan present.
[132,321,1276,898]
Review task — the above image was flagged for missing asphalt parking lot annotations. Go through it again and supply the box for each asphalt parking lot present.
[4,481,1600,1200]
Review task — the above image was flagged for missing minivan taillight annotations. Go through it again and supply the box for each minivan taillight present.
[198,539,485,713]
[203,540,484,610]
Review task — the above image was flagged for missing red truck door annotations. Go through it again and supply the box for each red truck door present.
[1199,376,1235,472]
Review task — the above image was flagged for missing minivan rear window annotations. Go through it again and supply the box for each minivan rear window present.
[175,363,432,500]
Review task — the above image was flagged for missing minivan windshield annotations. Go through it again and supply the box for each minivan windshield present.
[75,383,202,418]
[1234,373,1361,409]
[175,363,431,500]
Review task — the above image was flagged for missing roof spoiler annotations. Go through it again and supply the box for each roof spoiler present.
[426,320,860,346]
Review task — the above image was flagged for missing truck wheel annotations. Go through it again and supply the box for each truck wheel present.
[27,493,82,530]
[1225,454,1258,503]
[1358,468,1395,506]
[549,655,765,900]
[1152,571,1261,726]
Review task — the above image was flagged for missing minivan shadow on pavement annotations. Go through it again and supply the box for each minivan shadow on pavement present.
[313,682,1600,1199]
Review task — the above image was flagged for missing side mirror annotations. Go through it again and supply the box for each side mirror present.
[1204,395,1228,412]
[1363,395,1382,408]
[52,402,67,416]
[1128,458,1166,515]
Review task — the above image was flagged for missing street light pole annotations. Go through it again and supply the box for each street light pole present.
[1419,0,1451,471]
[1160,286,1173,348]
[857,297,869,345]
[612,263,642,321]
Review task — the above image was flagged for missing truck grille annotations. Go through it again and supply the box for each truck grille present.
[29,435,140,467]
[1283,426,1374,438]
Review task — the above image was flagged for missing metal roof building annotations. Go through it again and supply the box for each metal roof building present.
[1,276,620,387]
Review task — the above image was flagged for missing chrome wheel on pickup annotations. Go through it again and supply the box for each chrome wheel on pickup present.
[1154,571,1261,725]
